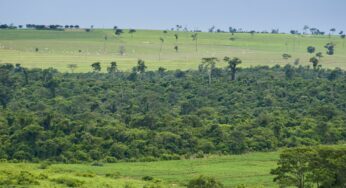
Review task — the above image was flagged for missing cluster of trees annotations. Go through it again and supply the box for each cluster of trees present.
[271,146,346,188]
[0,24,19,29]
[0,61,345,162]
[0,24,82,30]
[25,24,80,30]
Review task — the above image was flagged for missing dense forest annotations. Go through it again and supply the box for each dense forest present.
[0,62,346,163]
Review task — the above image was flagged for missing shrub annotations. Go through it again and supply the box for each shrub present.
[124,182,135,188]
[105,172,121,179]
[187,175,224,188]
[91,161,103,166]
[102,156,118,163]
[52,177,84,187]
[75,172,96,178]
[38,161,51,169]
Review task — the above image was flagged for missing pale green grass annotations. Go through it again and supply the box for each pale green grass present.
[0,29,345,72]
[0,151,279,188]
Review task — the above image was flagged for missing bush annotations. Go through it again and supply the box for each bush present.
[91,161,103,166]
[124,182,135,188]
[52,177,84,187]
[38,161,51,169]
[102,156,118,163]
[105,172,121,179]
[187,175,224,188]
[142,176,154,181]
[75,172,96,178]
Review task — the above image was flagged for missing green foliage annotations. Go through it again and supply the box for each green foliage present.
[52,177,84,187]
[0,171,40,186]
[187,175,224,188]
[0,64,345,163]
[271,146,346,188]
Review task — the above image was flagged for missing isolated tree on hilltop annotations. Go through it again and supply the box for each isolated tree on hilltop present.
[159,37,164,61]
[91,62,101,73]
[191,33,198,52]
[303,25,309,34]
[330,28,336,35]
[340,33,345,47]
[115,29,123,38]
[224,57,242,81]
[129,29,136,38]
[200,57,218,85]
[250,30,256,37]
[174,34,179,43]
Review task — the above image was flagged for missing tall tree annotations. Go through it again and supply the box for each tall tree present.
[340,33,345,47]
[128,29,136,38]
[223,57,242,81]
[174,45,178,52]
[159,37,164,62]
[91,62,101,73]
[200,57,218,85]
[115,29,123,38]
[107,61,118,75]
[303,25,309,34]
[191,33,198,52]
[271,148,316,188]
[135,59,146,74]
[174,34,179,43]
[67,64,77,73]
[309,57,319,70]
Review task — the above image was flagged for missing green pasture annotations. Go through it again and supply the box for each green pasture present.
[0,151,279,188]
[0,29,345,72]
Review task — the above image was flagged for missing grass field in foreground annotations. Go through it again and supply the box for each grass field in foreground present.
[0,29,345,72]
[0,151,279,188]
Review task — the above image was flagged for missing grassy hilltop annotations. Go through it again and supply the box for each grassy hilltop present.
[0,29,345,72]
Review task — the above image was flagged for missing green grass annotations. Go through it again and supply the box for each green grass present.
[0,151,279,188]
[0,29,345,72]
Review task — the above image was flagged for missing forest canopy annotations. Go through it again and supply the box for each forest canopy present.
[0,63,345,162]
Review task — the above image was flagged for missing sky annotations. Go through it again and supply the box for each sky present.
[1,0,346,33]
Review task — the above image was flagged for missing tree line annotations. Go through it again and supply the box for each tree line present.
[0,60,345,162]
